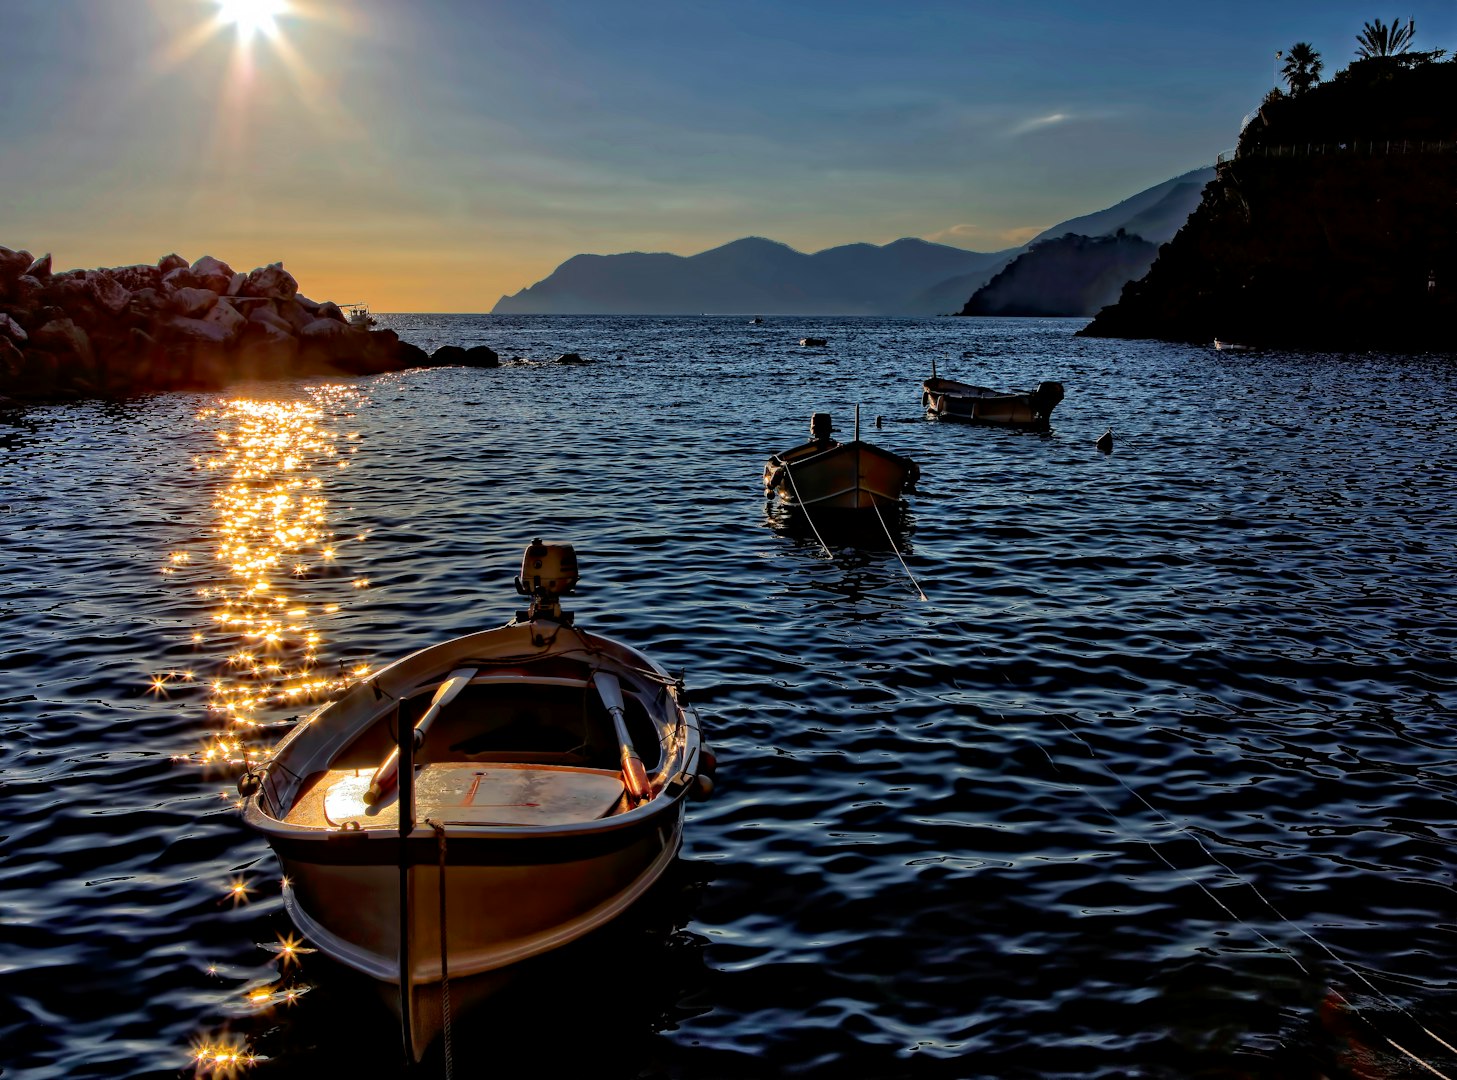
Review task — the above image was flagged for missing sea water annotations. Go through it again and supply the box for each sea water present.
[2,315,1455,1078]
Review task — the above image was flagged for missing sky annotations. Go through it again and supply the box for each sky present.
[3,0,1455,312]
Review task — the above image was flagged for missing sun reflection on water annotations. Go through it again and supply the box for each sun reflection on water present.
[169,387,373,1068]
[167,387,373,779]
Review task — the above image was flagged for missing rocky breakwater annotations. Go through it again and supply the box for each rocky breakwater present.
[0,249,493,405]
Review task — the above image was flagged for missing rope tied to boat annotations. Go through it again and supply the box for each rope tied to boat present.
[426,818,454,1080]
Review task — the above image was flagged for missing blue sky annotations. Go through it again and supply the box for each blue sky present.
[2,0,1453,310]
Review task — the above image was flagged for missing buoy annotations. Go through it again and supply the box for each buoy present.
[1096,428,1113,453]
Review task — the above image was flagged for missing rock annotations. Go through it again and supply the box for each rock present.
[190,255,235,293]
[111,263,160,293]
[85,270,131,315]
[0,334,24,376]
[32,318,94,366]
[315,301,345,323]
[172,286,219,317]
[157,253,188,275]
[242,262,298,301]
[0,247,33,282]
[226,272,246,296]
[300,317,350,339]
[203,299,247,342]
[163,314,232,344]
[555,351,590,364]
[162,266,199,290]
[463,345,499,367]
[247,302,295,335]
[431,345,467,366]
[1,313,27,343]
[26,253,52,281]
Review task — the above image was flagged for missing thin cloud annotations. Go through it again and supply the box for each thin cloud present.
[1009,112,1072,136]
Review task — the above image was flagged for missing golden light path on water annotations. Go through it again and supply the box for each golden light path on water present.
[161,384,369,1074]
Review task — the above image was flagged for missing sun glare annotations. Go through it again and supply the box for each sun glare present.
[215,0,287,42]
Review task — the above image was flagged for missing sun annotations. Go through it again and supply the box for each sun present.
[215,0,288,43]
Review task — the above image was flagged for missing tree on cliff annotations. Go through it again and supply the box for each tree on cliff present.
[1280,43,1323,95]
[1355,17,1415,58]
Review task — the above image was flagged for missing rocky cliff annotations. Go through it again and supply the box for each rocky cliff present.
[1080,58,1457,350]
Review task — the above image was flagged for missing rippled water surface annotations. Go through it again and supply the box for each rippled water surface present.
[3,315,1457,1079]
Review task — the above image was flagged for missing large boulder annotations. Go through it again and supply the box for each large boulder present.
[243,262,298,301]
[246,302,295,335]
[157,253,188,275]
[0,247,32,282]
[32,317,94,368]
[1,313,27,343]
[190,255,235,293]
[172,286,218,317]
[203,299,247,343]
[162,314,232,344]
[431,345,467,366]
[463,344,499,367]
[85,270,131,315]
[26,253,52,281]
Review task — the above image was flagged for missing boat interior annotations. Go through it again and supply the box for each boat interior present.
[278,662,667,829]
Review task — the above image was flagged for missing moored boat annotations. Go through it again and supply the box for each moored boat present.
[921,359,1063,430]
[239,541,713,1062]
[764,410,919,513]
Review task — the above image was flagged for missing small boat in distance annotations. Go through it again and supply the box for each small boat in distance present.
[799,337,827,347]
[343,303,377,330]
[921,358,1063,430]
[764,409,919,513]
[240,541,713,1063]
[1213,338,1252,352]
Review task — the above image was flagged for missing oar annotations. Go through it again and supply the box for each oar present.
[592,670,651,805]
[363,667,476,806]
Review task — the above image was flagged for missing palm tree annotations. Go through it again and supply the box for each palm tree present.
[1280,42,1324,94]
[1355,17,1416,58]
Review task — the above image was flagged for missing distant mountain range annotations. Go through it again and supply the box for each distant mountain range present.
[490,166,1215,316]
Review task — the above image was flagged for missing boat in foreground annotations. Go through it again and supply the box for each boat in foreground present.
[921,359,1064,430]
[240,541,713,1062]
[764,410,919,513]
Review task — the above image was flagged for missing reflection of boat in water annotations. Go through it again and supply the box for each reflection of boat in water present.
[921,359,1063,430]
[240,541,714,1062]
[764,410,918,513]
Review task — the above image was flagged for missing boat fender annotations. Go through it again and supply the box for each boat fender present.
[905,460,921,493]
[237,770,262,797]
[700,743,718,780]
[766,466,785,491]
[694,773,716,799]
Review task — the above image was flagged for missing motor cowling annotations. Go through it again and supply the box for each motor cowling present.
[516,539,579,598]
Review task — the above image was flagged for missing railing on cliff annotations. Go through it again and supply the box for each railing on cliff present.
[1217,139,1457,166]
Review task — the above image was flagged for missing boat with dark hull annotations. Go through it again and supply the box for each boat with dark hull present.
[921,360,1063,430]
[240,542,713,1062]
[764,411,919,513]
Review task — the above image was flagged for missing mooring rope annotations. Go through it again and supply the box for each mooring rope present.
[427,819,454,1080]
[946,614,1453,1077]
[778,461,832,558]
[871,500,927,601]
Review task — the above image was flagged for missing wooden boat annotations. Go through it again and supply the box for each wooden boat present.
[921,359,1063,430]
[764,410,919,513]
[239,541,713,1062]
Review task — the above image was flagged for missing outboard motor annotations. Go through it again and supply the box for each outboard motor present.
[1031,381,1065,420]
[515,538,580,624]
[810,413,833,442]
